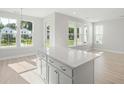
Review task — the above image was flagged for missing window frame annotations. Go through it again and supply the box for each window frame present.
[67,22,88,47]
[83,25,88,45]
[0,17,18,48]
[20,20,33,47]
[76,27,84,46]
[44,24,51,48]
[68,27,76,47]
[0,15,34,49]
[95,25,103,46]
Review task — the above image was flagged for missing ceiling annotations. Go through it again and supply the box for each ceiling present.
[0,8,124,22]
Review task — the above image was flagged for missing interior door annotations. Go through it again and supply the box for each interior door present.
[48,64,59,84]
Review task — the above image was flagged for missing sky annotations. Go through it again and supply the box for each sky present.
[0,17,17,25]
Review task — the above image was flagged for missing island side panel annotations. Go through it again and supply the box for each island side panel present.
[73,60,94,84]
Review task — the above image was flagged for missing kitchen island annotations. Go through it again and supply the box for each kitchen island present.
[37,47,102,84]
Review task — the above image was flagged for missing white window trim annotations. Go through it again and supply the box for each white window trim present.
[0,17,18,48]
[0,16,34,49]
[20,19,34,47]
[94,25,103,48]
[68,22,88,47]
[68,26,76,47]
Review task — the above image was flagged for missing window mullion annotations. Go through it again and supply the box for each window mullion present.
[0,33,1,47]
[74,27,77,46]
[0,18,2,47]
[16,19,21,48]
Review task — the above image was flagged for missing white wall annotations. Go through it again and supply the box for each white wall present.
[94,18,124,53]
[0,11,43,60]
[55,12,93,48]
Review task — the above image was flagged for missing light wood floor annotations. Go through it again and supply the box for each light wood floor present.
[0,56,44,84]
[94,50,124,84]
[0,50,124,84]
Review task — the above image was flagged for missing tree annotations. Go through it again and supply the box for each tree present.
[0,23,4,32]
[69,27,74,40]
[6,23,17,30]
[21,21,32,31]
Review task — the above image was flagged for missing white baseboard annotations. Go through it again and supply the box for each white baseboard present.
[94,48,124,54]
[0,53,36,61]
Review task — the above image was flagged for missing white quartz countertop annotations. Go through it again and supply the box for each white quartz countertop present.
[40,47,102,69]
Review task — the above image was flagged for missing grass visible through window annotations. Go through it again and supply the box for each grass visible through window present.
[67,40,74,47]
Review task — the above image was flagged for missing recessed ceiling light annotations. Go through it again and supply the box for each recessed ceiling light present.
[73,12,76,15]
[85,17,91,19]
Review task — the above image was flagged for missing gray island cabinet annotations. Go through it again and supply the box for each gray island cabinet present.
[37,47,101,84]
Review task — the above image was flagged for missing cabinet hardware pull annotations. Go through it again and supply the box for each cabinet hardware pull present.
[49,60,54,63]
[54,70,58,74]
[60,66,66,71]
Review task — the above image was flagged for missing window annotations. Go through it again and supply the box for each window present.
[21,21,33,46]
[45,25,50,48]
[0,17,17,47]
[83,25,88,44]
[68,27,75,47]
[95,25,103,45]
[76,27,83,46]
[0,17,33,48]
[67,23,88,47]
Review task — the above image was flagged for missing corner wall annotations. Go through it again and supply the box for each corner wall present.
[55,12,93,48]
[94,18,124,53]
[0,11,43,60]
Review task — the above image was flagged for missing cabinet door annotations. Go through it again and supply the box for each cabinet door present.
[48,64,59,84]
[41,59,47,82]
[59,72,72,84]
[37,57,42,75]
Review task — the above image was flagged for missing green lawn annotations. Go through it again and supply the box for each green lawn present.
[1,39,16,46]
[21,38,32,45]
[45,40,75,48]
[1,38,32,46]
[45,40,50,48]
[67,40,74,46]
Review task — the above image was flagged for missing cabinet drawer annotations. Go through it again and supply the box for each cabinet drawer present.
[38,53,47,61]
[48,57,72,78]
